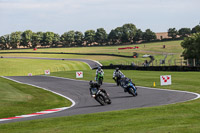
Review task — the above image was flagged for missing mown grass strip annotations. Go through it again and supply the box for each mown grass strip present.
[0,58,90,76]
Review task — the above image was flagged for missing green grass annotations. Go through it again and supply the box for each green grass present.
[1,40,199,132]
[0,70,200,133]
[0,40,184,66]
[0,77,71,118]
[0,58,90,76]
[0,40,183,55]
[1,102,200,133]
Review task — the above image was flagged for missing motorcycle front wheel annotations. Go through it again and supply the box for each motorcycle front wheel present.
[96,95,106,106]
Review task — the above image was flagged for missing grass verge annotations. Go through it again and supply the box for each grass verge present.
[0,58,90,76]
[0,77,71,118]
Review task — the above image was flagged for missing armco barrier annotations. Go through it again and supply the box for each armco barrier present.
[101,65,200,71]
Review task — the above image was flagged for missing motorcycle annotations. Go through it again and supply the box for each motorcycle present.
[90,87,111,106]
[121,79,138,96]
[113,73,124,86]
[96,72,104,85]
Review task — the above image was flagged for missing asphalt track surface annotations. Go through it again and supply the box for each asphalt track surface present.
[0,75,199,124]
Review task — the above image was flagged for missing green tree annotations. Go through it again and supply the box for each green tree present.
[60,31,75,47]
[66,30,75,47]
[10,31,22,49]
[0,36,6,49]
[21,30,33,48]
[95,28,107,45]
[191,25,200,34]
[84,30,96,46]
[60,32,68,47]
[32,32,44,48]
[178,28,191,38]
[142,29,156,42]
[168,28,178,39]
[108,29,117,45]
[0,35,10,49]
[133,29,143,42]
[181,33,200,65]
[121,23,137,43]
[43,32,54,46]
[53,33,60,47]
[75,31,83,46]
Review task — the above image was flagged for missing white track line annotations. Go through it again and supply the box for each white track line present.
[0,76,76,122]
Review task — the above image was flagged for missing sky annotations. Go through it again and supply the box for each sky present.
[0,0,200,36]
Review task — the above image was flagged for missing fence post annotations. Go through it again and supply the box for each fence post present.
[193,59,196,67]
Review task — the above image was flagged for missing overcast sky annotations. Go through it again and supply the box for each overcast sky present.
[0,0,200,36]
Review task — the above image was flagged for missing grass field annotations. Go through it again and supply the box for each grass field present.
[1,40,200,133]
[0,40,184,66]
[0,40,183,54]
[0,58,90,76]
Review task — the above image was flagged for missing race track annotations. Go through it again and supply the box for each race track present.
[0,75,199,124]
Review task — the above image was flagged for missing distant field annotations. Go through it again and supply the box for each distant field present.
[0,40,184,66]
[0,58,90,76]
[0,40,183,54]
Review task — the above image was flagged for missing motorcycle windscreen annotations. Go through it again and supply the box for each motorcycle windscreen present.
[91,87,98,95]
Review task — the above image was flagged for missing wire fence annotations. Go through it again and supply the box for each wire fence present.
[117,59,200,67]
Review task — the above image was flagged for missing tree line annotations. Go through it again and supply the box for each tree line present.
[0,23,200,49]
[168,25,200,39]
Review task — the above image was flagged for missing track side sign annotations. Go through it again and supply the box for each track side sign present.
[160,75,172,86]
[45,70,50,75]
[76,71,83,78]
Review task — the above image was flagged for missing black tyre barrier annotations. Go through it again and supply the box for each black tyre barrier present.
[100,65,200,71]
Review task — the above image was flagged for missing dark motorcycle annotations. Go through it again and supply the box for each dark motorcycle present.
[90,87,111,106]
[113,73,122,86]
[96,72,104,85]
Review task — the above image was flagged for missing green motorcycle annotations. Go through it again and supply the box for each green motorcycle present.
[96,72,104,85]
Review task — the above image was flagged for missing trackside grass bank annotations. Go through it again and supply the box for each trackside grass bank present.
[1,102,200,133]
[0,77,71,118]
[0,58,90,76]
[0,70,200,133]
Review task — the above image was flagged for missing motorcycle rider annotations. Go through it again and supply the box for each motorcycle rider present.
[89,80,108,97]
[95,66,104,81]
[113,67,125,85]
[121,77,137,94]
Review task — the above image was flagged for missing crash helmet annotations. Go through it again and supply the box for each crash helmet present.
[89,80,94,85]
[98,66,101,71]
[116,67,119,72]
